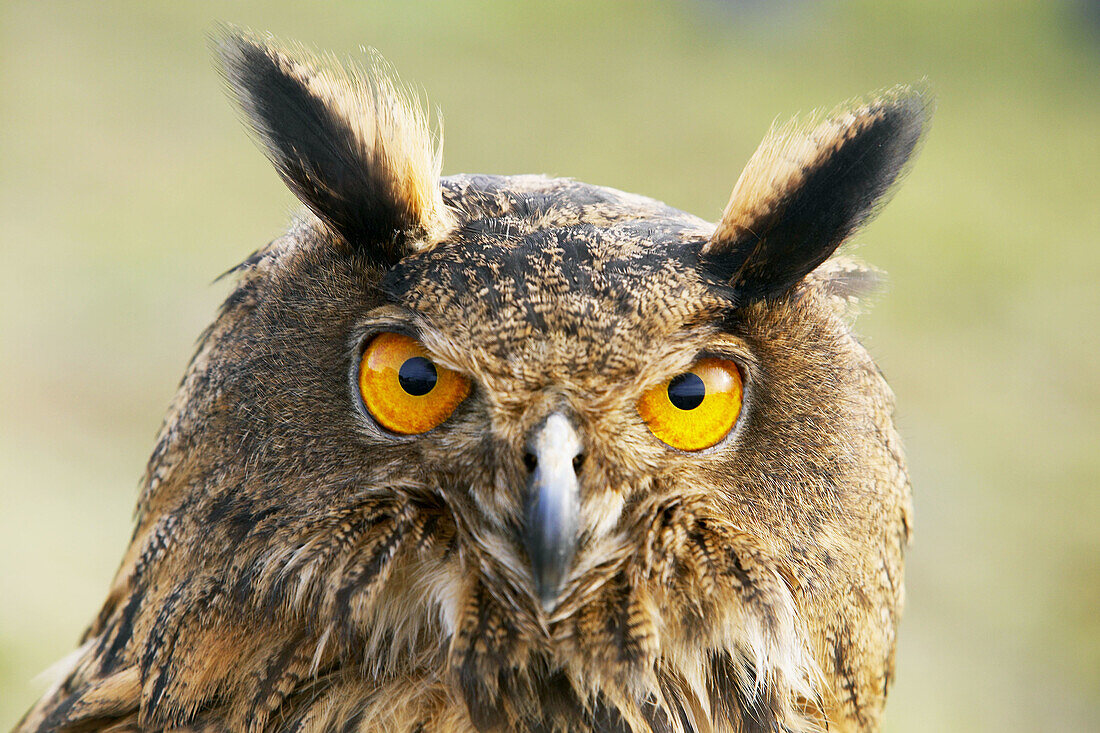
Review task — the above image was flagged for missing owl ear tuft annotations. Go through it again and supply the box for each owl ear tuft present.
[704,87,931,301]
[215,30,452,266]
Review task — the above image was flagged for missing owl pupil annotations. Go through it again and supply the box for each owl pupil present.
[398,357,437,396]
[667,373,705,410]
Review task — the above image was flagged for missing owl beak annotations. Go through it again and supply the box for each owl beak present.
[523,413,583,612]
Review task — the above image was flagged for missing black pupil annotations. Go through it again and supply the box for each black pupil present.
[667,372,706,410]
[398,357,437,396]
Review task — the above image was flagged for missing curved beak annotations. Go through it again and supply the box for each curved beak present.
[522,413,583,611]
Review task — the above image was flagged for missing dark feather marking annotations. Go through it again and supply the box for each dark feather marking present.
[332,511,408,617]
[606,572,648,668]
[588,697,635,733]
[254,499,397,620]
[98,511,186,672]
[723,544,753,590]
[527,669,575,732]
[140,580,225,727]
[707,651,781,733]
[339,706,365,733]
[35,687,82,732]
[456,585,524,731]
[640,693,681,733]
[97,584,145,674]
[246,637,310,725]
[138,583,186,701]
[832,629,868,728]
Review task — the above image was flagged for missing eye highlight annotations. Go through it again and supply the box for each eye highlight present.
[358,332,470,435]
[638,358,744,451]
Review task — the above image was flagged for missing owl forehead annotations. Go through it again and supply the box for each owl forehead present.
[381,176,731,377]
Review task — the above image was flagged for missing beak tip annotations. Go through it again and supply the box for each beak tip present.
[526,540,572,611]
[537,584,560,613]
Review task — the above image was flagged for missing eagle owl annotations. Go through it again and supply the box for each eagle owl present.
[18,32,926,733]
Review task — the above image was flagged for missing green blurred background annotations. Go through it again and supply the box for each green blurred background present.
[2,1,1097,730]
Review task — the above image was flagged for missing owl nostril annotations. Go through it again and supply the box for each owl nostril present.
[523,446,584,475]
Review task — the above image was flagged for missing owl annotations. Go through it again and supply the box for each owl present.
[17,31,926,733]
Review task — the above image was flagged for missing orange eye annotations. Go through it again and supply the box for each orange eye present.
[637,358,744,451]
[358,332,470,435]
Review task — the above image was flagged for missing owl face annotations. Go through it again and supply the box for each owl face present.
[21,32,925,733]
[367,178,742,607]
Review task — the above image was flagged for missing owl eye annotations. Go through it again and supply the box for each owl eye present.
[637,358,744,451]
[358,332,471,435]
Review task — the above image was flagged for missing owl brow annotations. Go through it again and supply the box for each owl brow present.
[712,305,754,335]
[348,310,426,358]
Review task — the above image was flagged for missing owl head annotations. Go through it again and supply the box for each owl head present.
[23,32,927,733]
